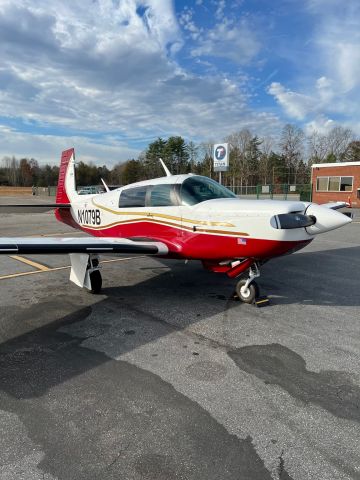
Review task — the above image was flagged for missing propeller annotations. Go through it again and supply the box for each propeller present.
[270,212,316,229]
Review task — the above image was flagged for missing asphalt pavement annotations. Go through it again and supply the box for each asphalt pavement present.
[0,197,359,480]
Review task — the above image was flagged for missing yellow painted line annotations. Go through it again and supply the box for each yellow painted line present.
[0,266,68,280]
[0,256,141,281]
[10,255,50,271]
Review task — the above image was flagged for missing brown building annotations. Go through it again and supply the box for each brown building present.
[311,162,360,207]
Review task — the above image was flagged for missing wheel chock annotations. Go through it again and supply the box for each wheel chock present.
[254,296,270,307]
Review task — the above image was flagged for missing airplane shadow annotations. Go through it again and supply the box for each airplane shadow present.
[0,245,359,402]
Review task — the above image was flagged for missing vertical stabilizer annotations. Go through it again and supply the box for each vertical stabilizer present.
[56,148,77,204]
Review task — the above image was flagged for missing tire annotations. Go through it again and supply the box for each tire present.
[89,270,102,294]
[235,279,259,304]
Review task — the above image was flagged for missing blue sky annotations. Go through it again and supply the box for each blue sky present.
[0,0,359,165]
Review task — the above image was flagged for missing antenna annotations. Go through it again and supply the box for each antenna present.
[101,178,110,192]
[159,158,172,177]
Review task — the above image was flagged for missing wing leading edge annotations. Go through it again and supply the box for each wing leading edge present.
[0,237,168,255]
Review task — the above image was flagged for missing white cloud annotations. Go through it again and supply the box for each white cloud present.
[0,127,140,166]
[267,0,360,135]
[304,115,335,136]
[191,19,261,65]
[267,83,314,120]
[0,0,284,162]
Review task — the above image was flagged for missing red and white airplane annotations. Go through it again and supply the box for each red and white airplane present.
[0,148,352,303]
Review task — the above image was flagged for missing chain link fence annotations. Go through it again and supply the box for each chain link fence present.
[226,184,312,201]
[35,183,313,202]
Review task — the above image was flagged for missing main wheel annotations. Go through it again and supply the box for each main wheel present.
[235,279,259,304]
[89,270,102,294]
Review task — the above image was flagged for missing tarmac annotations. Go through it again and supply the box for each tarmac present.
[0,196,359,480]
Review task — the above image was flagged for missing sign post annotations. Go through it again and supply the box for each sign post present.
[213,143,229,184]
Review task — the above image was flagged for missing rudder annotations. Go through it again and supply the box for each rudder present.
[56,148,75,204]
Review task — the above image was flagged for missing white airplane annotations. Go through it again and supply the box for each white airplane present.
[0,148,352,303]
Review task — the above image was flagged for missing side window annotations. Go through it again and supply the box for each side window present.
[149,184,176,206]
[119,187,147,208]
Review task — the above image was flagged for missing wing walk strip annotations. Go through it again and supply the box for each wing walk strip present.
[0,257,141,281]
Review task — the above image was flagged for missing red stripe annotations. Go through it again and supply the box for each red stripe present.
[74,221,311,260]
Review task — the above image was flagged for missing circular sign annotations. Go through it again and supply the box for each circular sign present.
[215,145,226,160]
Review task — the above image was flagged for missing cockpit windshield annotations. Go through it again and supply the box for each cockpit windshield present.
[180,176,236,206]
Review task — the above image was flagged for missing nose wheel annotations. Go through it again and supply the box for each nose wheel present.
[234,262,261,304]
[235,278,259,304]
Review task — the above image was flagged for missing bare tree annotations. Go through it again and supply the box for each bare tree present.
[307,130,329,164]
[2,156,19,185]
[259,136,274,184]
[225,129,252,187]
[199,140,214,178]
[279,124,305,183]
[186,141,199,171]
[343,140,360,162]
[326,126,354,162]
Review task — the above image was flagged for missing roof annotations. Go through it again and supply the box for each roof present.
[312,161,360,168]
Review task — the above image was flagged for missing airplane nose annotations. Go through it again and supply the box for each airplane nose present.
[304,204,352,235]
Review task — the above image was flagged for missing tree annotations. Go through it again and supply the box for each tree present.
[225,129,253,187]
[258,136,274,184]
[197,141,214,178]
[185,141,199,171]
[343,140,360,162]
[245,136,262,185]
[163,136,189,174]
[327,126,353,162]
[307,130,329,164]
[279,124,305,183]
[268,152,287,184]
[122,159,143,185]
[144,137,167,178]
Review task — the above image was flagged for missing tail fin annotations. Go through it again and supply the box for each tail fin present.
[56,148,77,204]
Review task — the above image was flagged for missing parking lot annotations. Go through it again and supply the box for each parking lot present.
[0,197,360,480]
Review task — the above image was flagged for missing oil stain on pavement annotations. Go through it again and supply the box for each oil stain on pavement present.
[228,343,360,423]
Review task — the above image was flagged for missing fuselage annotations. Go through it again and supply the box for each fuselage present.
[55,174,349,262]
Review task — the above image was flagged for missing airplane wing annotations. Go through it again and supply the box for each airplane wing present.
[0,237,168,255]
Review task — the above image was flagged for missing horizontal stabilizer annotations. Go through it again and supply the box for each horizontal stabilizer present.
[0,204,71,213]
[0,237,168,255]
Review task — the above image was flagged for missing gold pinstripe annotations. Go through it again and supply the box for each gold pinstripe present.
[80,217,249,237]
[91,199,235,227]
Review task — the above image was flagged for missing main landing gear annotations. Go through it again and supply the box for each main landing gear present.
[234,262,260,304]
[88,256,102,294]
[69,253,103,293]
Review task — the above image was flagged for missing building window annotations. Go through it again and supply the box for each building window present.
[316,177,328,191]
[340,177,353,191]
[328,176,340,191]
[119,186,147,207]
[316,176,353,192]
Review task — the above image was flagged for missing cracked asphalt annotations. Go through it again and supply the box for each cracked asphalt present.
[0,197,360,479]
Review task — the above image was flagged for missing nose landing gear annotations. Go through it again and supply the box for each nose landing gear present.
[234,262,263,305]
